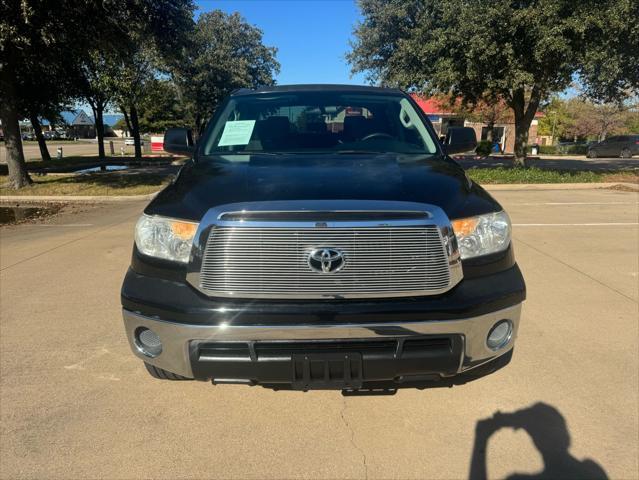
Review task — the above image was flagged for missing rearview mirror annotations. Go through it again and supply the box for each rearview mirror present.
[442,127,478,155]
[164,128,194,155]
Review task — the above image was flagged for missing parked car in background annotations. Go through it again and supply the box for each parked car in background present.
[21,132,35,141]
[587,135,639,158]
[43,131,60,140]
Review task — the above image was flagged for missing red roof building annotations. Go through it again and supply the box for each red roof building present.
[410,93,543,153]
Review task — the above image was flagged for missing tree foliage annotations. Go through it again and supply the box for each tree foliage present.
[563,99,637,141]
[539,97,638,142]
[537,97,572,140]
[173,10,280,133]
[0,0,130,186]
[578,0,639,102]
[348,0,639,165]
[136,79,189,133]
[0,0,195,185]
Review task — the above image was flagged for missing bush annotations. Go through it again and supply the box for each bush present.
[526,145,557,154]
[564,145,588,155]
[475,140,493,156]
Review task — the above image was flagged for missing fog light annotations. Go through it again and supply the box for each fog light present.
[135,327,162,357]
[487,320,512,350]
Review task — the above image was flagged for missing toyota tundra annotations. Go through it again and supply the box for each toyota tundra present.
[121,84,525,391]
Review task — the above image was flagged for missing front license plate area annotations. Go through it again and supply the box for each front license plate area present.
[292,353,363,390]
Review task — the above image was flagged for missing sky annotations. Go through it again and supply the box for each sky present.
[196,0,367,85]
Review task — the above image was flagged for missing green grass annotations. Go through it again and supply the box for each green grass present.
[467,167,638,184]
[0,172,172,196]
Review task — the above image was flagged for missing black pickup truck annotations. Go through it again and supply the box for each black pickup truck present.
[121,84,525,391]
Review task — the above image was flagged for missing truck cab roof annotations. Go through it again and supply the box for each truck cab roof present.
[231,84,405,96]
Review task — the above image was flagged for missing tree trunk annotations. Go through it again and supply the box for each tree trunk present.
[120,105,132,137]
[513,119,530,167]
[194,112,202,140]
[510,87,541,167]
[92,105,106,161]
[130,103,142,160]
[30,114,52,162]
[0,69,32,188]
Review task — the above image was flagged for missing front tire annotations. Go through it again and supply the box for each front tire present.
[621,148,632,158]
[587,149,597,158]
[144,362,191,380]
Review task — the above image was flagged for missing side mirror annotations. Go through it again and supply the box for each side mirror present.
[163,128,194,155]
[442,127,477,155]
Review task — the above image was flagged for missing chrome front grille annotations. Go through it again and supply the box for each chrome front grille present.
[199,225,454,299]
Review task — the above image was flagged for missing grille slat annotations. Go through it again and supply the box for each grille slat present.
[200,225,451,298]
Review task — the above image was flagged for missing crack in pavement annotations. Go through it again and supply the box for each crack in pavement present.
[340,396,369,479]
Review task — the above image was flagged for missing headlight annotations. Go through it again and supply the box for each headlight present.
[135,214,198,263]
[451,211,511,259]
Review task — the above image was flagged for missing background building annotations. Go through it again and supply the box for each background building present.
[411,95,541,153]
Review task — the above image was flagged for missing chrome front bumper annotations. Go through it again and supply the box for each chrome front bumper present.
[123,303,522,379]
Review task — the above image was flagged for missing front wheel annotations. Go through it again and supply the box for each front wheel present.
[587,149,597,158]
[621,148,632,158]
[144,362,191,380]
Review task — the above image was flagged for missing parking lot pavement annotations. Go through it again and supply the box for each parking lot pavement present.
[1,140,136,163]
[1,188,637,479]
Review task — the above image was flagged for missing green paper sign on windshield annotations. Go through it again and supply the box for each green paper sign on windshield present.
[217,120,256,146]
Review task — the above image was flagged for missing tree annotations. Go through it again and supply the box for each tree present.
[564,99,634,141]
[17,62,74,163]
[538,97,572,143]
[625,108,639,134]
[78,52,121,161]
[115,2,194,159]
[1,1,125,186]
[173,11,280,134]
[0,0,196,188]
[113,80,187,136]
[578,0,639,102]
[113,50,156,160]
[348,0,639,166]
[132,79,189,133]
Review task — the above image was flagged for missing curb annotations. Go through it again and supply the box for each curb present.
[0,192,159,203]
[484,182,638,191]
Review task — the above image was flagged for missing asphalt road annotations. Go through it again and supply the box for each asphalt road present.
[1,140,136,163]
[1,188,637,479]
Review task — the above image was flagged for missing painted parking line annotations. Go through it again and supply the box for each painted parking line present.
[513,223,638,227]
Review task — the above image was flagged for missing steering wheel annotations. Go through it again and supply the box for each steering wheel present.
[361,132,393,142]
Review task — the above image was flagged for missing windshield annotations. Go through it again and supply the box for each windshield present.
[201,92,438,156]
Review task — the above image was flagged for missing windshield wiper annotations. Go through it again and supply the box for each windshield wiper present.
[335,150,389,155]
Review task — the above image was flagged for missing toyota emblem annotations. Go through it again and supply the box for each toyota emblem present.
[307,248,346,274]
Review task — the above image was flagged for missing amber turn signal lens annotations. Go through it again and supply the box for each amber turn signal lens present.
[451,217,479,236]
[170,221,198,240]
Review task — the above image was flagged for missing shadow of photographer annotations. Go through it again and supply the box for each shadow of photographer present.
[469,402,608,480]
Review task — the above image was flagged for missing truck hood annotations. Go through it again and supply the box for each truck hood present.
[148,153,501,221]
